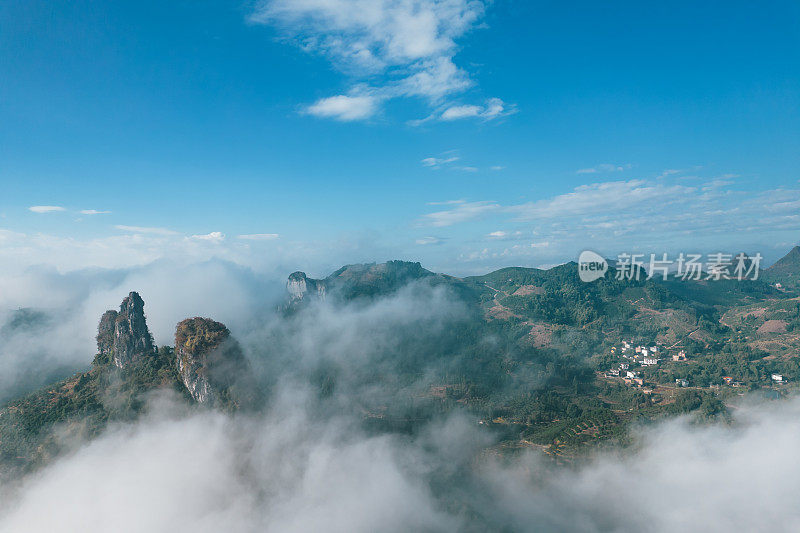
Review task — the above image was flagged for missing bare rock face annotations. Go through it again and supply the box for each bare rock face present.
[96,292,156,368]
[174,317,249,406]
[287,271,326,302]
[96,310,118,358]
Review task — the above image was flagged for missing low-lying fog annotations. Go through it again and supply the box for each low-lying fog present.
[0,260,797,532]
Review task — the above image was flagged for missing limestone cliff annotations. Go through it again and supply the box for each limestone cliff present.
[287,271,326,302]
[174,317,250,406]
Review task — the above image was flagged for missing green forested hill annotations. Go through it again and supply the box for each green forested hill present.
[0,346,185,478]
[763,246,800,288]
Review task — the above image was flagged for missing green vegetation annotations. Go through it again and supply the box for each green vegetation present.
[175,318,230,356]
[762,246,800,288]
[3,249,800,475]
[0,346,186,477]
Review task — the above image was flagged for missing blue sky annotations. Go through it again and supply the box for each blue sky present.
[1,0,799,276]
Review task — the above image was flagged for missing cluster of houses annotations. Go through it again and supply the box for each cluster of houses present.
[607,342,663,374]
[605,341,789,390]
[672,350,687,362]
[606,367,645,384]
[619,341,662,366]
[606,341,693,390]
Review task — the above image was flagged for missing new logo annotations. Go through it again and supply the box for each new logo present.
[578,250,608,282]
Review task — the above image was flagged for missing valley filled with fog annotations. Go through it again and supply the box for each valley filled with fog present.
[1,260,798,532]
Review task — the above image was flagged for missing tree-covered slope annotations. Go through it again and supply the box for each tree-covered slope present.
[763,246,800,288]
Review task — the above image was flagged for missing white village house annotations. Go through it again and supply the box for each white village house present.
[672,350,687,362]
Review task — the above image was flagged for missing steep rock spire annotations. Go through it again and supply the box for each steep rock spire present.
[96,291,155,368]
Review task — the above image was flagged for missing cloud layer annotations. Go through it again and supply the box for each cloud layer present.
[2,274,800,532]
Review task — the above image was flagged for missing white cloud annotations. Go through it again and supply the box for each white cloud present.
[421,200,500,227]
[0,404,462,532]
[251,0,483,65]
[470,398,800,531]
[114,225,179,236]
[426,199,465,206]
[449,178,800,270]
[440,104,481,120]
[80,210,111,215]
[0,225,394,277]
[415,236,442,245]
[237,233,280,241]
[511,179,693,220]
[253,0,484,71]
[398,56,472,100]
[421,155,459,168]
[29,206,65,213]
[658,168,682,178]
[7,178,800,280]
[306,94,379,121]
[252,1,509,121]
[190,232,226,243]
[421,152,479,171]
[439,98,513,121]
[490,166,505,171]
[485,230,524,242]
[576,163,631,174]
